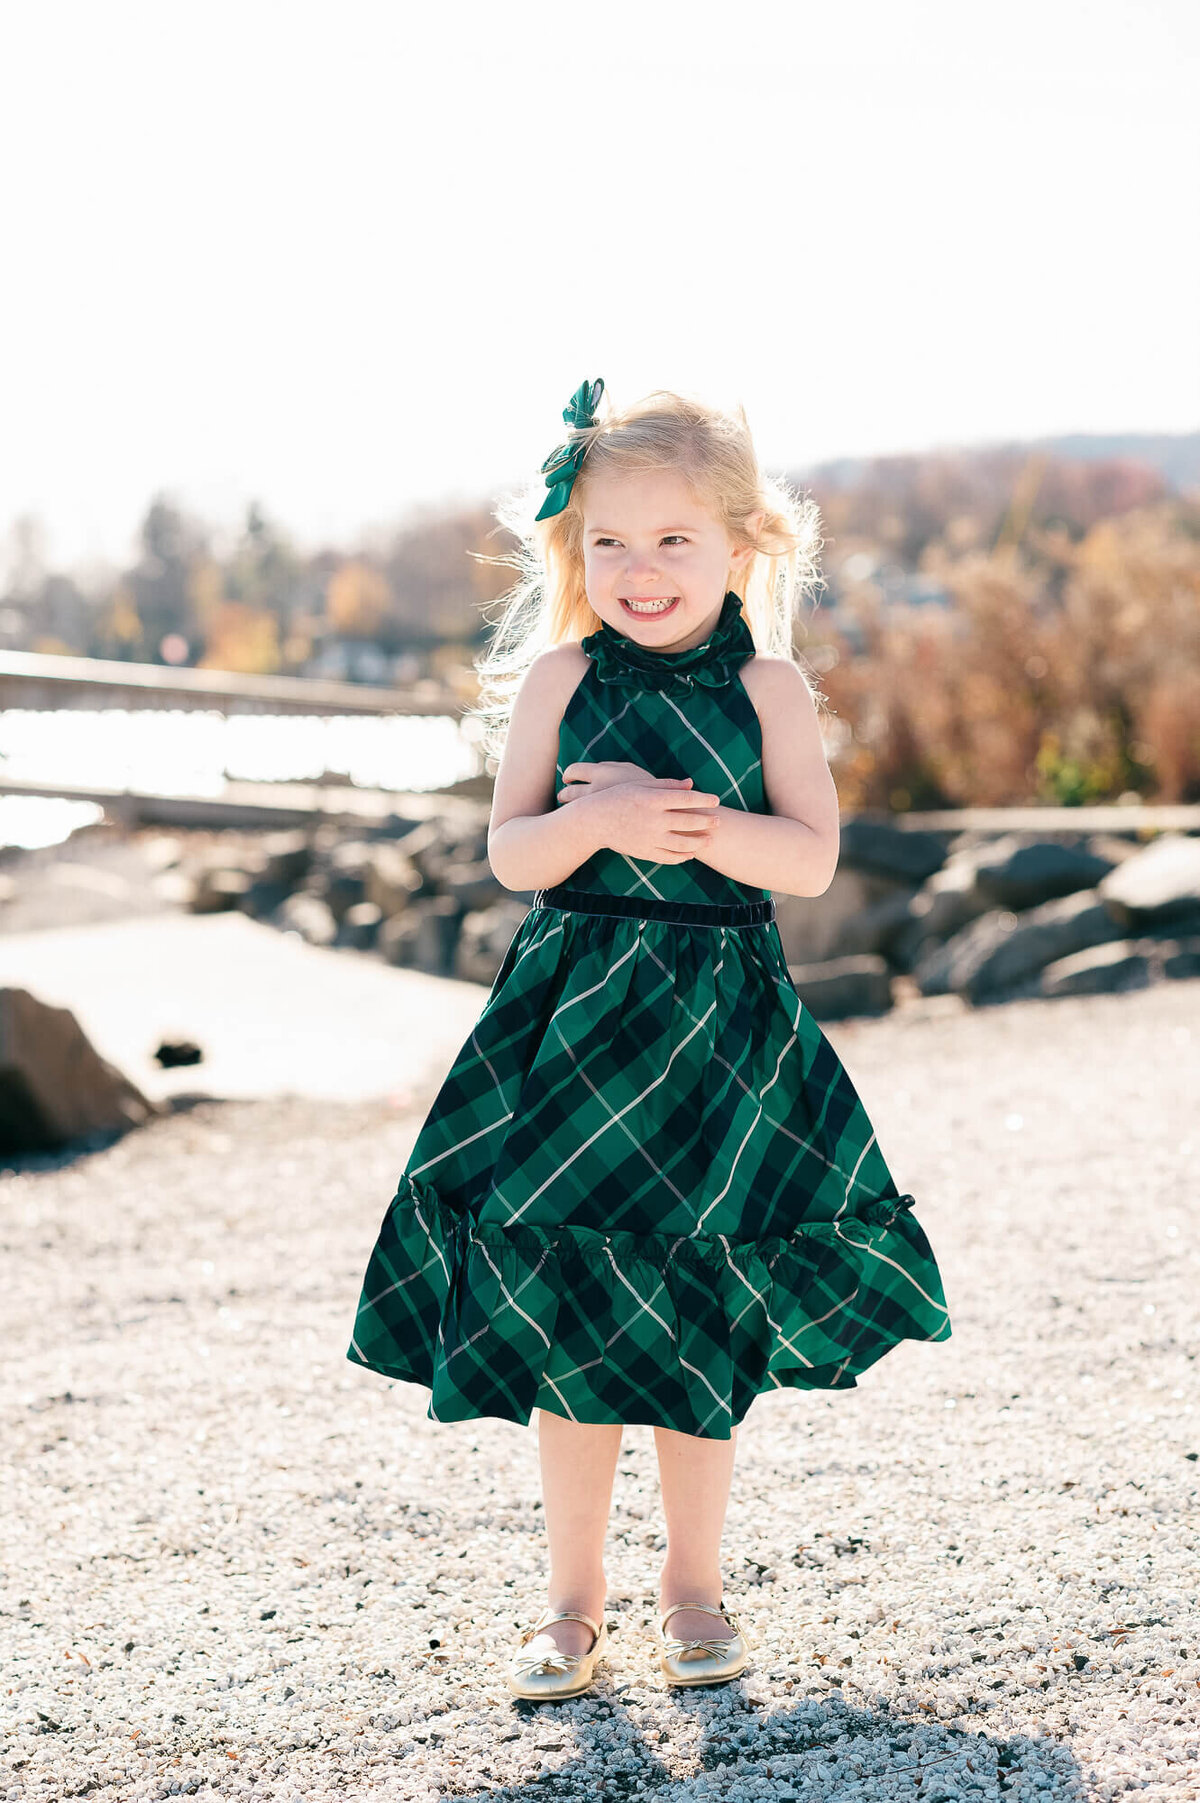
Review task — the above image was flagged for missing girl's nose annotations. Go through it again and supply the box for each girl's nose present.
[623,553,661,581]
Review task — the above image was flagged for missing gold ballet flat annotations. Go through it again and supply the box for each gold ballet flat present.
[506,1606,608,1701]
[658,1599,750,1688]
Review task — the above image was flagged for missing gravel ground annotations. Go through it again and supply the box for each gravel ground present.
[2,979,1198,1802]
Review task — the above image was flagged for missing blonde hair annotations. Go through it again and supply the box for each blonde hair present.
[466,384,826,766]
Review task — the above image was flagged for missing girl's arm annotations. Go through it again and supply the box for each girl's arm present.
[692,657,841,898]
[486,648,601,891]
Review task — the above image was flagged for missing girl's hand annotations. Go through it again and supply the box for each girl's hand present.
[578,777,721,864]
[556,759,668,803]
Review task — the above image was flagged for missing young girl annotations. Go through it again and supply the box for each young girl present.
[346,377,952,1701]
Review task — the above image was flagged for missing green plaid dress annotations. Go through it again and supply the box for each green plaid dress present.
[347,591,951,1439]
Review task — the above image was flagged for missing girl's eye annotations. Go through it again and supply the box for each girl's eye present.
[593,536,689,548]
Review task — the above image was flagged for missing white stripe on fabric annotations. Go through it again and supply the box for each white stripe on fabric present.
[474,1241,553,1346]
[539,928,646,1027]
[834,1134,877,1221]
[537,1371,580,1418]
[539,1265,677,1388]
[678,1351,734,1416]
[410,1111,515,1180]
[614,854,669,898]
[470,1028,508,1102]
[363,1252,442,1311]
[698,1394,734,1433]
[691,1030,796,1233]
[555,1049,698,1213]
[491,913,565,982]
[829,1231,951,1314]
[639,942,850,1186]
[806,1285,862,1328]
[717,1236,815,1368]
[501,1001,718,1226]
[412,1197,451,1284]
[660,691,755,808]
[641,937,854,1204]
[576,694,643,763]
[601,1245,677,1339]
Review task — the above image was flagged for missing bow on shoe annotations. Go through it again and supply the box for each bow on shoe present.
[535,376,605,521]
[664,1633,742,1662]
[511,1636,581,1679]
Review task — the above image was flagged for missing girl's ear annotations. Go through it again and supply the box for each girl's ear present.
[731,510,765,566]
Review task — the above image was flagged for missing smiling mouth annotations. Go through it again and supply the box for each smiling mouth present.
[621,596,680,616]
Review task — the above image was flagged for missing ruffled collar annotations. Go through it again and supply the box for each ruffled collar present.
[580,591,755,696]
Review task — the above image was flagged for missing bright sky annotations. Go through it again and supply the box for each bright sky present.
[3,0,1198,577]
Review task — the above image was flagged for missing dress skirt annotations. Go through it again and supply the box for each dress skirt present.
[346,884,952,1441]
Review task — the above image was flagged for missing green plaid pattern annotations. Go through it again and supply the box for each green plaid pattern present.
[347,657,951,1439]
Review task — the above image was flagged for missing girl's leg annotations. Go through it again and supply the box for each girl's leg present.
[535,1408,623,1655]
[652,1422,739,1641]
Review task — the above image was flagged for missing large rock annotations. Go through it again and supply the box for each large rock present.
[338,901,383,950]
[261,829,312,888]
[827,887,920,961]
[363,843,424,917]
[971,838,1115,910]
[273,893,338,947]
[189,867,255,913]
[1098,834,1200,931]
[444,822,491,868]
[391,820,466,888]
[455,901,532,984]
[786,954,893,1021]
[1039,940,1152,997]
[887,851,1005,971]
[236,876,293,920]
[837,817,950,885]
[0,986,158,1154]
[358,810,427,839]
[913,888,1123,1001]
[379,895,462,976]
[443,859,507,914]
[1086,832,1146,867]
[775,866,911,967]
[322,841,371,922]
[1040,931,1200,996]
[1163,939,1200,980]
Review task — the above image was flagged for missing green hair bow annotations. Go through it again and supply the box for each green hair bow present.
[534,376,605,521]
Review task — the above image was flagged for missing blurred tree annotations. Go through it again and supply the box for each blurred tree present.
[26,573,90,655]
[2,512,49,601]
[128,493,212,659]
[187,558,226,642]
[195,599,281,674]
[93,582,144,660]
[380,503,519,647]
[226,501,302,624]
[326,558,392,640]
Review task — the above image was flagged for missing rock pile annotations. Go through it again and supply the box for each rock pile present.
[169,811,1200,1020]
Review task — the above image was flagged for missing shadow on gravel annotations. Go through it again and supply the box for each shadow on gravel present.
[0,1091,234,1175]
[437,1682,1085,1801]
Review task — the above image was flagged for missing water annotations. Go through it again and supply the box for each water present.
[0,708,483,849]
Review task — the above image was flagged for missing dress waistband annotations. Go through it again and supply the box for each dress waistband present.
[531,884,776,929]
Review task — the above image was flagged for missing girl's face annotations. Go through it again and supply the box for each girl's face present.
[580,466,752,653]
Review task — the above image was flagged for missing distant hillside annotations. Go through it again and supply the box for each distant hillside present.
[1027,432,1200,491]
[799,430,1200,494]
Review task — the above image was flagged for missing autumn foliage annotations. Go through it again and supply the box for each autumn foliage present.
[806,494,1200,809]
